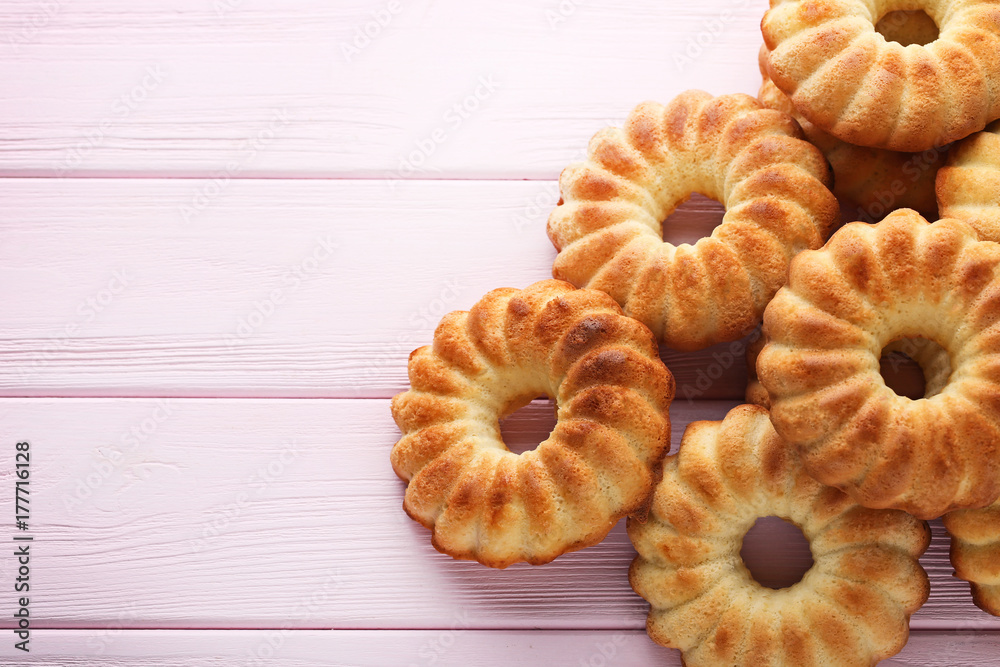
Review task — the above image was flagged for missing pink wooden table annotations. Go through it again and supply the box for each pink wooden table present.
[0,0,997,664]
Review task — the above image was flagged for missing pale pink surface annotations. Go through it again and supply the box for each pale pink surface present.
[0,0,997,664]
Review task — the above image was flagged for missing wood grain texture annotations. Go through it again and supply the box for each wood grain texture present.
[0,0,765,178]
[0,178,754,399]
[1,630,998,665]
[0,398,994,631]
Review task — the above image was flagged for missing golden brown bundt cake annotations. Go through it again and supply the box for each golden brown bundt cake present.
[758,209,1000,519]
[762,0,1000,152]
[628,404,931,666]
[758,45,945,221]
[938,120,1000,241]
[390,280,675,568]
[547,90,839,351]
[944,497,1000,615]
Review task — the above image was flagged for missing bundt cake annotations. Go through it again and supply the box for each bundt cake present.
[628,404,931,665]
[938,119,1000,242]
[758,45,945,221]
[390,279,675,568]
[944,497,1000,616]
[548,90,839,351]
[762,0,1000,151]
[758,209,1000,519]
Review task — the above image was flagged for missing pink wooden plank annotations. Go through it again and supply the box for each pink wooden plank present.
[0,398,992,631]
[0,630,996,665]
[0,178,757,400]
[0,0,765,178]
[0,630,679,665]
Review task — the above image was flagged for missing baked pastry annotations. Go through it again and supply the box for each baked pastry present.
[761,0,1000,152]
[944,497,1000,615]
[628,404,930,666]
[548,90,839,351]
[758,209,1000,519]
[390,279,674,568]
[938,120,1000,241]
[758,46,944,221]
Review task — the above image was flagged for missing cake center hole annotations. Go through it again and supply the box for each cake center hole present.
[661,193,725,246]
[499,397,557,454]
[880,336,950,399]
[876,10,939,46]
[740,516,814,589]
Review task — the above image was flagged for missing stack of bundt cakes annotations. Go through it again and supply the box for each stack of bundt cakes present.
[389,0,1000,663]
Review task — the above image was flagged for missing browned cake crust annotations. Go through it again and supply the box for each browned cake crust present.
[762,0,1000,152]
[744,333,771,408]
[759,209,1000,519]
[547,90,839,351]
[944,497,1000,615]
[749,331,951,408]
[937,119,1000,241]
[628,404,930,666]
[758,45,945,221]
[390,280,675,568]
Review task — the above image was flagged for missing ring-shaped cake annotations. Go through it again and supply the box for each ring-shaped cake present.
[391,280,675,568]
[548,90,839,351]
[944,497,1000,615]
[758,46,946,220]
[629,404,930,665]
[762,0,1000,151]
[938,119,1000,241]
[759,209,1000,518]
